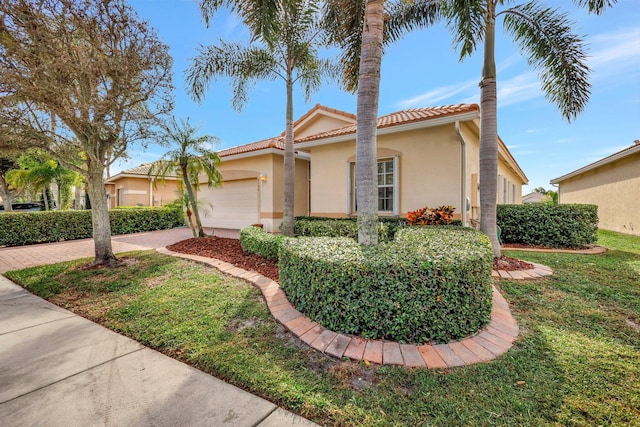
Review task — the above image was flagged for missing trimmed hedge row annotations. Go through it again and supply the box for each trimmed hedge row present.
[293,218,389,242]
[294,216,462,241]
[279,227,493,344]
[0,206,184,247]
[497,204,598,248]
[294,216,411,241]
[239,226,283,260]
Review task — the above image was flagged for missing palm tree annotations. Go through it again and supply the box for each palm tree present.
[188,0,335,237]
[323,0,438,244]
[6,152,76,210]
[148,117,222,238]
[444,0,605,257]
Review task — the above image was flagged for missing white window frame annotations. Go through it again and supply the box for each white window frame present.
[347,156,399,216]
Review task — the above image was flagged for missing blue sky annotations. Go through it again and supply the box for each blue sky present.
[120,0,640,193]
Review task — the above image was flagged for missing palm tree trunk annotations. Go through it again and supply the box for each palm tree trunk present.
[42,188,49,211]
[86,169,120,266]
[479,1,501,258]
[356,0,384,246]
[282,76,295,237]
[183,167,206,237]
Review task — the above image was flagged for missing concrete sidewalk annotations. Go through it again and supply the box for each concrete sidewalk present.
[0,229,318,427]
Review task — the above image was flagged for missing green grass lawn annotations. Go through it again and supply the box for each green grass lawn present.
[5,230,639,426]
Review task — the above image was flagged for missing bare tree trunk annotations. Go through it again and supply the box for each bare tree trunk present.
[281,76,295,237]
[75,185,82,209]
[479,1,501,258]
[86,170,120,266]
[0,176,13,212]
[356,0,384,246]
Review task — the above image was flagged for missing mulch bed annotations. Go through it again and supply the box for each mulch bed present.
[167,237,534,277]
[167,237,279,281]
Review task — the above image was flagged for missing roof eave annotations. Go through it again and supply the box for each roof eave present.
[104,173,179,183]
[221,147,311,162]
[550,144,640,184]
[295,110,480,149]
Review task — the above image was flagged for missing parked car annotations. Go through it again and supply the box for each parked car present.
[0,202,43,212]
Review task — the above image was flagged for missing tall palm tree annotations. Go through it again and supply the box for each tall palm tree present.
[148,117,222,238]
[444,0,606,257]
[323,0,438,244]
[188,0,335,237]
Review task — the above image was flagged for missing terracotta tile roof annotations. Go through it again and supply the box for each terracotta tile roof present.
[121,162,179,177]
[214,104,479,157]
[281,104,356,136]
[107,162,179,182]
[296,104,479,143]
[218,136,285,157]
[119,162,156,175]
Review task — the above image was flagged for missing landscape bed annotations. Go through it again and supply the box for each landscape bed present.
[4,230,639,426]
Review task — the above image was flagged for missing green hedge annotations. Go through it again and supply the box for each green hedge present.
[293,216,411,241]
[0,206,184,247]
[497,204,598,248]
[239,226,283,261]
[279,227,493,344]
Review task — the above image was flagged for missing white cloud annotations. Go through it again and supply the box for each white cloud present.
[496,72,542,107]
[394,28,639,111]
[588,28,640,77]
[395,78,478,109]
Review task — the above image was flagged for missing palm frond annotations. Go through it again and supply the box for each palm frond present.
[322,0,366,92]
[502,1,591,121]
[186,41,278,108]
[571,0,617,15]
[444,0,487,59]
[385,0,442,45]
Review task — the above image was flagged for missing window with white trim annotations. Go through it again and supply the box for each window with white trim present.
[347,157,399,215]
[377,159,394,212]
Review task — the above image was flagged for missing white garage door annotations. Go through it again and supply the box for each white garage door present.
[198,179,259,229]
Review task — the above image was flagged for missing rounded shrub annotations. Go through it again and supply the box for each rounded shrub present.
[239,226,283,261]
[279,227,493,344]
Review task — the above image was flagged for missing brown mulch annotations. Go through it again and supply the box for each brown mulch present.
[167,236,279,281]
[167,237,536,276]
[493,256,533,272]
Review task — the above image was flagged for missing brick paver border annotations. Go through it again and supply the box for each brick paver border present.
[157,247,551,368]
[492,262,553,280]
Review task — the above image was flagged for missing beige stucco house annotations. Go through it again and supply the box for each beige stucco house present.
[550,141,640,236]
[196,104,528,232]
[104,163,181,208]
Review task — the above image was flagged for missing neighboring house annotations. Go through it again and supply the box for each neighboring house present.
[196,104,528,232]
[104,163,181,208]
[522,191,551,204]
[550,140,640,236]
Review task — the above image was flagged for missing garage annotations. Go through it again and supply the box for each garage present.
[198,178,260,229]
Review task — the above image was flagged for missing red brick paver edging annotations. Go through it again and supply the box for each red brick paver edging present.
[492,262,553,280]
[158,247,520,368]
